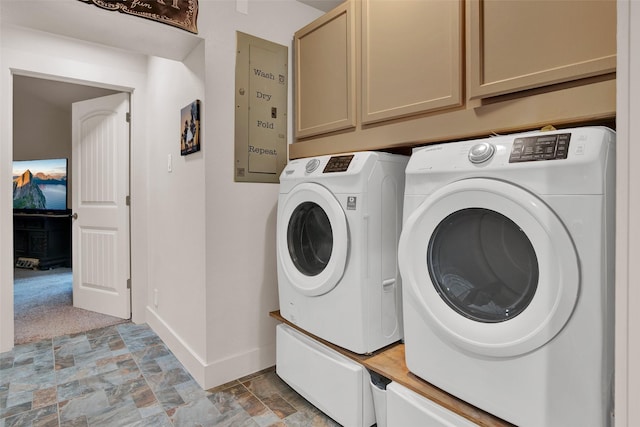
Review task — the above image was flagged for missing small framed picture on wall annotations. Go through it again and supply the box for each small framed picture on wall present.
[181,100,201,156]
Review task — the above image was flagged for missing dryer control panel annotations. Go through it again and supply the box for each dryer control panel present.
[509,133,571,163]
[323,155,355,173]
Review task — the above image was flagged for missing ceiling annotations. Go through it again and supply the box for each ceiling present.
[4,0,340,109]
[1,0,203,61]
[297,0,343,12]
[1,0,341,61]
[13,76,120,113]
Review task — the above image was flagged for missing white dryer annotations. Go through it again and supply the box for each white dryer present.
[277,151,408,354]
[398,127,615,426]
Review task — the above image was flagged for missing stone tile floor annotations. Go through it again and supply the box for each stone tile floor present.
[0,323,340,426]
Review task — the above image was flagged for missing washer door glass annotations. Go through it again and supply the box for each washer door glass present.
[428,208,538,323]
[397,178,579,357]
[278,183,348,296]
[288,201,333,276]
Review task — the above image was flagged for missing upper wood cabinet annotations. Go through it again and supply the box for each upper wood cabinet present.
[361,0,463,124]
[467,0,617,99]
[290,0,616,158]
[294,1,357,138]
[295,0,463,137]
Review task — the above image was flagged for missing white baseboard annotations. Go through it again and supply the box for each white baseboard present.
[145,306,277,390]
[203,342,276,388]
[145,306,207,387]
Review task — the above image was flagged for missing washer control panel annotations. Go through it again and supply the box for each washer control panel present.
[509,133,571,163]
[323,154,355,173]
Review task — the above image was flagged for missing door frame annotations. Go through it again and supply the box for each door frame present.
[616,1,640,424]
[1,69,143,352]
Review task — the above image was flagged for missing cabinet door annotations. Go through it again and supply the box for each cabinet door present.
[468,0,616,99]
[362,0,463,124]
[295,1,357,138]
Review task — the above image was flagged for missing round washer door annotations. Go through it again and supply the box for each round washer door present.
[398,178,579,357]
[278,182,348,296]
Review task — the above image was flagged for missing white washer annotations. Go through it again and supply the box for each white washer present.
[398,127,615,426]
[277,151,408,354]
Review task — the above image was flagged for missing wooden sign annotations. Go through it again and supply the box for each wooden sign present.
[78,0,198,34]
[234,32,288,183]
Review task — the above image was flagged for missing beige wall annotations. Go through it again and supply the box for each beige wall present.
[13,90,69,160]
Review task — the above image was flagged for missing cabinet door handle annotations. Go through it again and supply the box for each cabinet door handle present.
[71,213,78,220]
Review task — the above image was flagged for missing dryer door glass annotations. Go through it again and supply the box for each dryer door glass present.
[287,201,333,276]
[427,208,538,323]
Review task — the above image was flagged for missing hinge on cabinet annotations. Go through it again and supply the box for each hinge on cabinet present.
[126,195,130,206]
[126,112,131,123]
[127,279,131,289]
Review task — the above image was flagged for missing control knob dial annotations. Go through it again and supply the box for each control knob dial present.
[468,142,495,164]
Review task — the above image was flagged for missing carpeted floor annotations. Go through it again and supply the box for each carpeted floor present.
[13,267,128,345]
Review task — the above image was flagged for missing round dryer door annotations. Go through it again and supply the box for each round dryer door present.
[278,182,348,296]
[398,178,579,357]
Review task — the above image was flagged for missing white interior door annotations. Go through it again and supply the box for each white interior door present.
[72,93,130,319]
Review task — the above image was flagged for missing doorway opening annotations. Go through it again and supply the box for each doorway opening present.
[12,75,130,345]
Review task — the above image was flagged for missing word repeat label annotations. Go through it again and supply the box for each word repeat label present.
[235,32,288,183]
